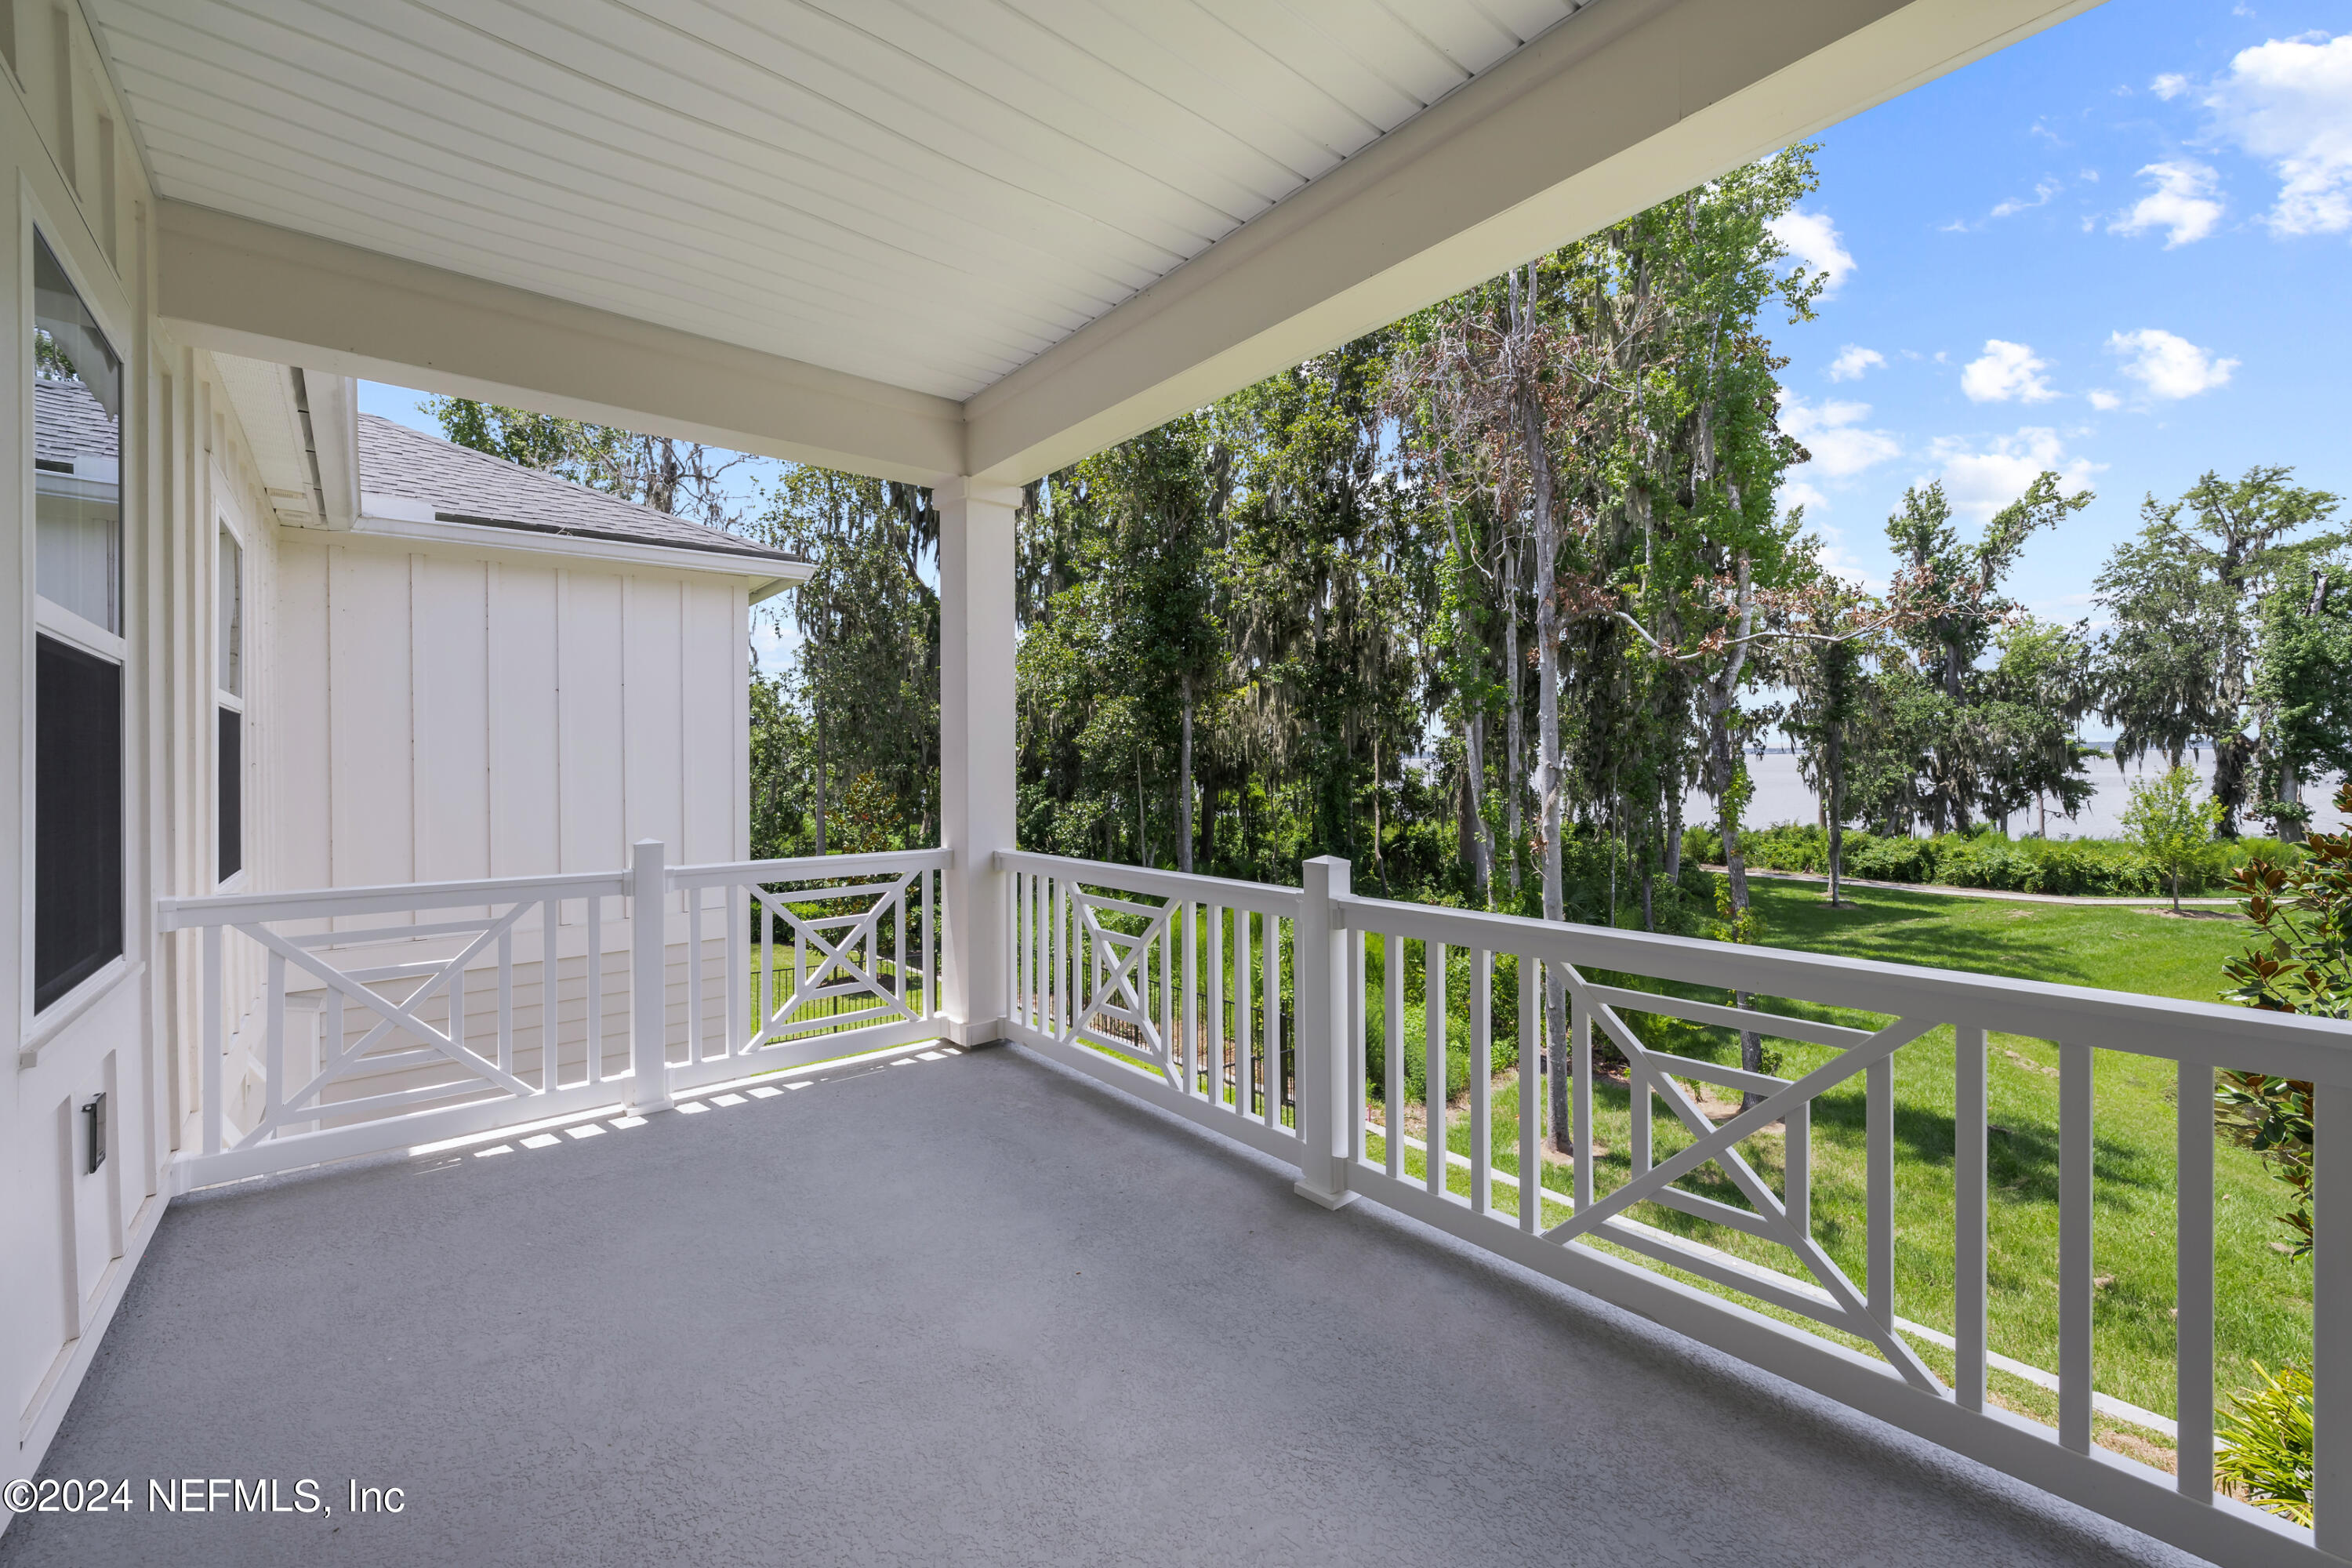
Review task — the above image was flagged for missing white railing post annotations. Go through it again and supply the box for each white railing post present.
[628,839,673,1113]
[1294,857,1355,1210]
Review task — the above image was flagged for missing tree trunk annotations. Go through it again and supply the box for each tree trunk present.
[1176,680,1195,873]
[813,713,829,856]
[1504,542,1524,896]
[1511,263,1570,1153]
[1826,720,1846,907]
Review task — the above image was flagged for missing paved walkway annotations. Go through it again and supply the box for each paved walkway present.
[2,1046,2208,1566]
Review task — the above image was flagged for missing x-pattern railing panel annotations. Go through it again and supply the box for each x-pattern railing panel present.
[750,872,921,1044]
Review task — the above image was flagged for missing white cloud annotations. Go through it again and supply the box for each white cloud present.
[2107,328,2238,399]
[1781,394,1900,479]
[1990,178,2062,218]
[2109,161,2226,245]
[1827,345,1885,382]
[1806,524,1886,596]
[1960,339,2058,404]
[1929,429,2103,522]
[2151,72,2190,100]
[2206,32,2352,235]
[1780,480,1829,517]
[1766,209,1854,297]
[2087,389,2122,411]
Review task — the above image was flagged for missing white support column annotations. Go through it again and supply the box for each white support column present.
[936,477,1020,1047]
[1294,857,1356,1210]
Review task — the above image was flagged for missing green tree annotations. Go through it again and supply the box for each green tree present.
[2251,559,2352,842]
[2120,764,2222,913]
[2096,466,2343,835]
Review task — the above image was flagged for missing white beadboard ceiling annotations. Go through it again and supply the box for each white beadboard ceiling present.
[90,0,1586,402]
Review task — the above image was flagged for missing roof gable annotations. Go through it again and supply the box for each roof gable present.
[357,414,800,567]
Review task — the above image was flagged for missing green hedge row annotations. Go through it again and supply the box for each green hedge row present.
[1679,822,2299,897]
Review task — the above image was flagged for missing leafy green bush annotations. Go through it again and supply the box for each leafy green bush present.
[1679,820,2299,897]
[2215,1360,2314,1524]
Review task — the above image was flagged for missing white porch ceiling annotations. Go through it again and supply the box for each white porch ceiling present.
[103,0,2098,483]
[93,0,1584,403]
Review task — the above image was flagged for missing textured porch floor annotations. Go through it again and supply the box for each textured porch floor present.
[5,1045,2205,1567]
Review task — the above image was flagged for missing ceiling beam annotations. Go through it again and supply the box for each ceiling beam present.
[155,200,967,485]
[963,0,2095,483]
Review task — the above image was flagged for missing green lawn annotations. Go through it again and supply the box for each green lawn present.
[1372,882,2311,1468]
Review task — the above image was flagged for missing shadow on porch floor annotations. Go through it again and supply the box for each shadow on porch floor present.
[2,1044,2205,1566]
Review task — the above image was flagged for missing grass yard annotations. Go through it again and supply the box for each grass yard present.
[1367,881,2311,1470]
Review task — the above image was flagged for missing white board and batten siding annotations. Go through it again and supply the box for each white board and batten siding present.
[272,531,753,888]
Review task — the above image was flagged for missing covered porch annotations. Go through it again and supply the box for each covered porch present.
[3,1041,2186,1567]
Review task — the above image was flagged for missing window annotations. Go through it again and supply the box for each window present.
[32,230,124,1011]
[216,525,242,881]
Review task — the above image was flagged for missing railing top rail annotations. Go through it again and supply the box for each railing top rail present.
[669,847,952,889]
[996,850,1304,913]
[158,869,631,930]
[1334,887,2352,1082]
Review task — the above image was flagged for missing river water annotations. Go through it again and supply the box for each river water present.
[1683,751,2349,840]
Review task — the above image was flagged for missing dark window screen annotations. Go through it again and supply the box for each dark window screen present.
[218,706,242,880]
[35,635,123,1011]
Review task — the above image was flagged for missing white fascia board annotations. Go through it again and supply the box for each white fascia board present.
[157,201,967,485]
[963,0,2095,483]
[338,505,813,590]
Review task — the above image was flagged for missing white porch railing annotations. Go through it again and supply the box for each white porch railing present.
[158,844,949,1184]
[1000,849,2350,1568]
[996,851,1307,1169]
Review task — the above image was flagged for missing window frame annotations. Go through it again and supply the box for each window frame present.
[20,199,135,1033]
[214,514,244,889]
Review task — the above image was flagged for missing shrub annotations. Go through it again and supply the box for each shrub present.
[2215,1360,2314,1524]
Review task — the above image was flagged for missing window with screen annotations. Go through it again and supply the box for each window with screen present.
[217,525,243,880]
[32,231,125,1011]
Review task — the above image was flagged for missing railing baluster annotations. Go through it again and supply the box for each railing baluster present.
[2059,1040,2095,1452]
[1628,1007,1650,1189]
[1573,994,1592,1213]
[689,887,706,1067]
[1234,909,1253,1116]
[2314,1080,2350,1556]
[1954,1022,1987,1410]
[265,949,286,1133]
[1348,929,1366,1167]
[1518,953,1539,1231]
[201,925,223,1156]
[1867,1049,1893,1330]
[543,898,561,1088]
[924,868,938,1022]
[2175,1058,2213,1503]
[1469,948,1491,1215]
[1207,903,1225,1105]
[1425,938,1446,1199]
[725,886,745,1059]
[1786,1100,1810,1241]
[1182,901,1199,1099]
[1384,934,1403,1179]
[1262,912,1281,1129]
[452,939,467,1065]
[497,924,514,1080]
[1014,871,1028,1029]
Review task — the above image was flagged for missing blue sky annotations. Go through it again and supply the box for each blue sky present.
[1768,0,2350,621]
[363,0,2350,669]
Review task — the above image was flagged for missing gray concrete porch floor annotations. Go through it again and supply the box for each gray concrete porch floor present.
[4,1043,2205,1567]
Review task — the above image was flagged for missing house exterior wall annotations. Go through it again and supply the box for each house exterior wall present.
[268,532,752,889]
[0,8,759,1494]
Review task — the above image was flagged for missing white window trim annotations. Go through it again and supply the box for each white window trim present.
[21,187,133,1041]
[215,514,245,887]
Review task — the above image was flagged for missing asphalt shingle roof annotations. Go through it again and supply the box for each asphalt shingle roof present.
[34,376,118,466]
[358,414,801,568]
